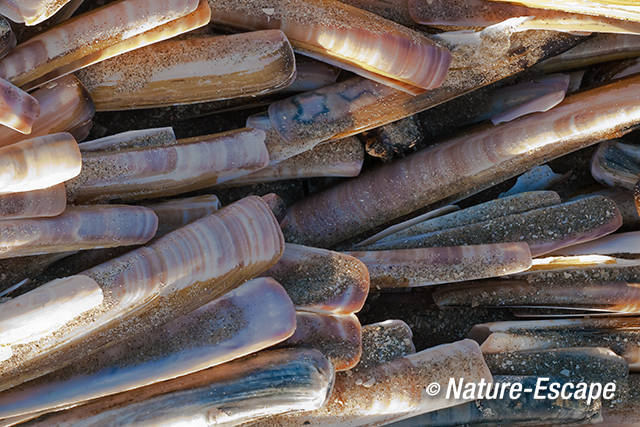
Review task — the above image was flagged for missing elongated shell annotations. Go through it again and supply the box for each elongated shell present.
[223,137,364,187]
[487,0,640,23]
[0,0,76,25]
[0,0,210,90]
[0,75,95,148]
[0,196,284,392]
[210,0,451,92]
[0,205,158,259]
[281,74,640,247]
[271,339,493,425]
[0,183,65,219]
[363,196,622,257]
[264,243,370,315]
[592,139,640,190]
[146,195,220,238]
[0,77,39,134]
[67,128,269,203]
[0,277,296,420]
[470,317,640,370]
[76,30,296,111]
[550,231,640,256]
[349,243,532,290]
[0,132,80,194]
[280,311,362,371]
[31,349,334,427]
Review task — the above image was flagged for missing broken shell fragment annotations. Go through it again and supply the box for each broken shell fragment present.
[264,243,370,315]
[0,205,158,259]
[470,317,640,370]
[434,255,640,314]
[0,277,296,420]
[0,0,210,90]
[0,183,65,220]
[358,191,561,248]
[224,137,364,187]
[210,0,452,92]
[280,311,362,371]
[0,196,284,393]
[30,348,334,427]
[349,242,532,290]
[76,30,296,111]
[592,139,640,191]
[270,339,493,425]
[363,196,622,257]
[67,128,269,203]
[281,73,640,248]
[0,132,80,194]
[146,195,220,238]
[0,77,39,134]
[0,75,95,148]
[0,0,77,26]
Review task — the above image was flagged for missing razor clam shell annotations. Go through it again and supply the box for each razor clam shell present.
[359,191,561,248]
[264,243,370,315]
[146,195,220,238]
[261,193,287,223]
[357,320,415,371]
[574,187,640,230]
[490,73,570,125]
[486,0,640,23]
[267,27,579,147]
[0,132,80,194]
[0,78,39,134]
[0,196,284,393]
[223,137,364,187]
[76,30,297,111]
[434,256,640,314]
[0,0,75,26]
[0,205,158,259]
[470,317,640,370]
[78,127,176,153]
[269,339,493,425]
[210,0,451,92]
[0,0,208,90]
[0,184,65,220]
[67,128,269,203]
[399,374,602,426]
[0,275,103,347]
[602,374,640,424]
[281,71,640,248]
[0,17,15,59]
[484,347,629,384]
[550,231,640,256]
[349,242,532,290]
[29,348,334,427]
[279,311,362,371]
[0,277,296,420]
[285,57,340,93]
[592,140,639,191]
[338,0,418,29]
[364,196,622,257]
[0,75,94,148]
[539,34,640,72]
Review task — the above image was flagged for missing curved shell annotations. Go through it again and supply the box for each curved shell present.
[67,128,269,203]
[281,74,640,247]
[31,349,334,427]
[0,277,296,420]
[0,77,39,134]
[349,242,532,289]
[265,243,370,315]
[280,311,362,371]
[0,132,80,194]
[0,196,284,393]
[0,0,76,26]
[210,0,451,92]
[0,0,208,90]
[77,30,296,111]
[0,183,66,219]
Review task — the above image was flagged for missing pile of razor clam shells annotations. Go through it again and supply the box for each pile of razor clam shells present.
[5,0,640,425]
